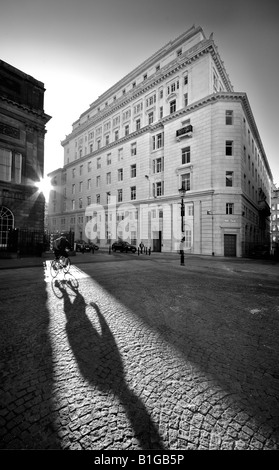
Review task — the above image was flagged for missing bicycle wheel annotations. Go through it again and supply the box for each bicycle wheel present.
[50,259,59,278]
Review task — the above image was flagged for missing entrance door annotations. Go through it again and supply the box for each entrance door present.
[153,231,162,252]
[224,234,236,257]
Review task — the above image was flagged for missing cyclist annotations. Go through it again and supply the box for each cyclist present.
[53,235,71,261]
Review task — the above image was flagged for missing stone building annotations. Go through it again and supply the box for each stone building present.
[271,184,279,257]
[0,60,51,254]
[47,25,272,256]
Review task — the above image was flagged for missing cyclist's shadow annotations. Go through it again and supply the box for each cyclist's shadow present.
[58,284,164,450]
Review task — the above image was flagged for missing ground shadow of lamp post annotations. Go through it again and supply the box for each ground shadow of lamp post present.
[179,184,186,265]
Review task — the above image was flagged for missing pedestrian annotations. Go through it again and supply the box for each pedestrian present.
[139,241,144,254]
[91,244,95,254]
[148,247,151,256]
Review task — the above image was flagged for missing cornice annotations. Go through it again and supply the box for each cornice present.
[0,96,51,124]
[63,35,233,144]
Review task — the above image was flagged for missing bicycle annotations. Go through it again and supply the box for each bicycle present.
[50,254,71,278]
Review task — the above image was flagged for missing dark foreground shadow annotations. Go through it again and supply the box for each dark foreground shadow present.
[57,283,164,450]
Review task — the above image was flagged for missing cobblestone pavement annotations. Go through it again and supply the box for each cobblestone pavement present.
[0,253,279,450]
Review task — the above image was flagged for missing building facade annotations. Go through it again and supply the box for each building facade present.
[47,25,272,256]
[271,184,279,257]
[0,60,51,254]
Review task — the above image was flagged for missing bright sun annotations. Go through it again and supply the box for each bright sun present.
[36,177,52,199]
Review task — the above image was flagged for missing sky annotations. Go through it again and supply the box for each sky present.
[1,0,279,185]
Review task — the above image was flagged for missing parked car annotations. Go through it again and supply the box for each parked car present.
[111,241,137,253]
[88,242,99,252]
[75,240,90,252]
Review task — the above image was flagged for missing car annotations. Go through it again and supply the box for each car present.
[111,241,137,253]
[74,240,91,252]
[88,242,99,252]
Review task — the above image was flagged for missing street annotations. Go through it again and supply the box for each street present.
[0,253,279,450]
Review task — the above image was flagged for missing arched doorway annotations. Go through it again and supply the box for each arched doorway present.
[0,206,14,247]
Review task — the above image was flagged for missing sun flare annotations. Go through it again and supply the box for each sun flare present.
[36,177,52,199]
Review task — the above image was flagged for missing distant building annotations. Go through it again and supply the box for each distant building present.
[271,184,279,257]
[0,59,51,254]
[47,25,272,256]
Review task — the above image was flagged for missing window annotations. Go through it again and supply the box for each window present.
[148,112,154,124]
[118,189,123,202]
[79,181,83,192]
[72,184,75,194]
[154,181,164,197]
[184,74,188,85]
[226,203,234,214]
[14,153,22,184]
[123,109,131,121]
[136,119,141,131]
[88,161,92,172]
[118,168,123,181]
[177,49,182,56]
[167,81,179,95]
[184,93,188,107]
[131,186,136,200]
[118,148,123,161]
[79,198,83,209]
[226,110,233,125]
[134,102,143,115]
[96,175,100,187]
[170,100,176,114]
[106,192,111,204]
[97,157,101,169]
[181,173,190,191]
[226,171,233,187]
[113,115,120,127]
[105,135,110,145]
[87,179,91,190]
[131,164,136,178]
[159,89,163,99]
[226,141,233,156]
[107,153,111,165]
[115,130,119,141]
[159,106,163,119]
[106,172,111,185]
[146,94,156,107]
[96,194,100,204]
[72,200,75,210]
[125,125,129,136]
[87,196,91,206]
[131,143,137,156]
[182,146,190,164]
[152,132,164,150]
[79,165,83,175]
[143,74,147,81]
[0,206,14,247]
[153,157,164,173]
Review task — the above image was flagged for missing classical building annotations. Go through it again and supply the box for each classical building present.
[271,184,279,256]
[0,59,51,254]
[47,25,272,257]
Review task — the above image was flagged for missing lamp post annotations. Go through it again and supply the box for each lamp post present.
[179,185,186,265]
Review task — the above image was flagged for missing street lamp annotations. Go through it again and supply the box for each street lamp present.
[178,184,186,265]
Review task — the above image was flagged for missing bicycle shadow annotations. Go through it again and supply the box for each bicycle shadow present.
[51,272,79,298]
[57,284,164,450]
